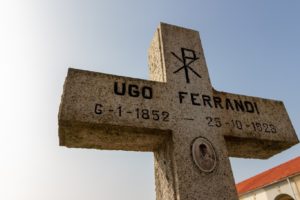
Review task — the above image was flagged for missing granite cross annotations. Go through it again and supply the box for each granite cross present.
[58,23,298,200]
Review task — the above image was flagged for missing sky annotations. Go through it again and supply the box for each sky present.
[0,0,299,199]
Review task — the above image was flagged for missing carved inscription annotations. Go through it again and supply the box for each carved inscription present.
[114,82,153,99]
[172,48,201,83]
[178,92,260,114]
[95,104,169,122]
[205,116,277,134]
[92,80,281,134]
[93,81,171,122]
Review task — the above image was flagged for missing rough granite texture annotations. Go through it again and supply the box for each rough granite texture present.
[58,23,298,200]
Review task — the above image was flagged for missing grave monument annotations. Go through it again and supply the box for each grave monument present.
[58,23,299,200]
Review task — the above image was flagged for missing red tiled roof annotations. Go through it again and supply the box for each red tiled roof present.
[236,156,300,195]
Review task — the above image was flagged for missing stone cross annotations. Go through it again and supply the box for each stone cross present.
[58,23,298,200]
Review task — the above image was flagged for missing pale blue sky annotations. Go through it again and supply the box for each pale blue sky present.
[0,1,299,199]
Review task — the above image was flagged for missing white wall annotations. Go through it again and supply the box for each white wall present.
[240,188,267,200]
[265,180,295,199]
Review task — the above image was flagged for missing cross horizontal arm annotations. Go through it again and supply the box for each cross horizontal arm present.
[209,89,299,159]
[59,68,173,151]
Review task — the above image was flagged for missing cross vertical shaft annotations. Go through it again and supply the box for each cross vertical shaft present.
[149,23,238,200]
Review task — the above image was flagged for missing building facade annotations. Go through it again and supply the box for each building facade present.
[236,157,300,200]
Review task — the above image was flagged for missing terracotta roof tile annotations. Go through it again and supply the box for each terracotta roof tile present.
[236,156,300,195]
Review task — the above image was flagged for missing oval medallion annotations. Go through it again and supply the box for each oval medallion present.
[192,137,217,172]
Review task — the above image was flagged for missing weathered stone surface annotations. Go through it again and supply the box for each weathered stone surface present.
[58,23,298,200]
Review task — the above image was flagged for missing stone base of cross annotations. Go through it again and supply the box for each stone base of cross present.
[58,23,298,200]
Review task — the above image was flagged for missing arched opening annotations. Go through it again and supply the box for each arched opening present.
[274,194,294,200]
